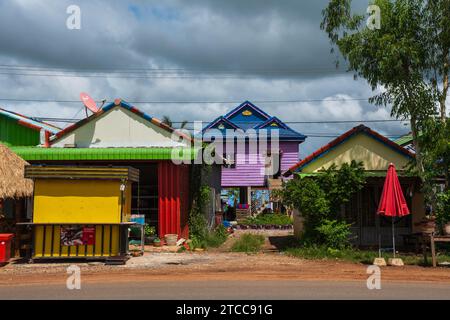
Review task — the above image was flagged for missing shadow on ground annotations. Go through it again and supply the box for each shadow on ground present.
[267,235,300,252]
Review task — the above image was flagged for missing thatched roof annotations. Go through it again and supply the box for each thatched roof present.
[0,143,33,199]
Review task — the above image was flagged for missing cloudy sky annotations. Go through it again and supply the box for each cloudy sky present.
[0,0,411,156]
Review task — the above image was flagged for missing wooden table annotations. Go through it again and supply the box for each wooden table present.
[430,234,450,267]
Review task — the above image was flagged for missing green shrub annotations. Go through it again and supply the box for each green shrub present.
[190,225,229,249]
[284,245,450,266]
[315,219,352,249]
[280,161,365,245]
[240,214,293,226]
[436,190,450,226]
[231,234,265,253]
[144,225,156,237]
[205,225,229,248]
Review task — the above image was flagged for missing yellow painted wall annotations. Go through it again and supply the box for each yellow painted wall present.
[123,181,132,222]
[301,133,410,173]
[33,224,119,258]
[33,179,127,224]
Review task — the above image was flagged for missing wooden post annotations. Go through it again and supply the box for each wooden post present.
[15,200,23,257]
[431,233,437,267]
[422,234,428,265]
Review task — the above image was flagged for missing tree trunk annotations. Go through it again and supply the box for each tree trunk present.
[440,72,448,123]
[410,115,425,181]
[440,55,449,123]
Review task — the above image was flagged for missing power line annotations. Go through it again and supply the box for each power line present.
[0,64,347,74]
[0,97,373,104]
[34,117,408,124]
[0,72,350,79]
[0,63,353,79]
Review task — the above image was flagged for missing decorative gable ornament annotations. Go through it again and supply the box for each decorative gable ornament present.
[242,110,252,116]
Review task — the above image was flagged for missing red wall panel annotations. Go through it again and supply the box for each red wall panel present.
[158,162,190,239]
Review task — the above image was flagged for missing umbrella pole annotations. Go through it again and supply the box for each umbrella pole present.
[392,217,396,259]
[378,233,382,258]
[378,215,381,258]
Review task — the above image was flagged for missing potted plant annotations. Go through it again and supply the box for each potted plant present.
[144,225,156,244]
[164,233,178,246]
[129,245,142,257]
[153,237,162,247]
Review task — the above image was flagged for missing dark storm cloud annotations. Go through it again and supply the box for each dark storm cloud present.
[0,0,342,70]
[129,0,338,71]
[0,0,409,154]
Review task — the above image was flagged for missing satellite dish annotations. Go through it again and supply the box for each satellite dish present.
[80,92,99,115]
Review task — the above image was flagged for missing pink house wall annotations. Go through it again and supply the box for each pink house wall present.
[221,141,300,187]
[280,142,300,180]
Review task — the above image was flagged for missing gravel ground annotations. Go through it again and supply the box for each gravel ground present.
[1,230,450,285]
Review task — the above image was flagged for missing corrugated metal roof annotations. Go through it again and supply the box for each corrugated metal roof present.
[394,134,413,146]
[202,101,306,141]
[11,146,200,161]
[0,108,60,134]
[295,170,413,178]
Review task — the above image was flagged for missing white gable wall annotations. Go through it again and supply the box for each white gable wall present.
[52,107,188,148]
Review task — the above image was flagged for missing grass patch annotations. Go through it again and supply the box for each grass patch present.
[240,214,293,226]
[284,245,450,266]
[191,225,229,249]
[231,234,265,253]
[205,225,229,248]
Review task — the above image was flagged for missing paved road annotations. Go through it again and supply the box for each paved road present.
[1,280,449,300]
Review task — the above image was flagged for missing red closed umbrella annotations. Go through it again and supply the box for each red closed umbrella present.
[377,163,411,258]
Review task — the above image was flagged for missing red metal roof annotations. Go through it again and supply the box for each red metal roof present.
[283,125,414,177]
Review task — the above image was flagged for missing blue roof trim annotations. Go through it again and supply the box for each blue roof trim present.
[223,101,271,120]
[363,131,414,159]
[202,101,306,141]
[202,116,240,132]
[102,100,155,122]
[294,133,356,172]
[254,117,289,130]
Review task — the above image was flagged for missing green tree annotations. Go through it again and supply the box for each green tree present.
[321,0,450,184]
[281,162,366,247]
[317,161,366,213]
[162,115,188,129]
[283,177,330,242]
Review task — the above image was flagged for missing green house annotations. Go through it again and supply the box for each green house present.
[0,108,60,146]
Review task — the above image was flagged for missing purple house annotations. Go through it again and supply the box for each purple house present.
[203,101,306,215]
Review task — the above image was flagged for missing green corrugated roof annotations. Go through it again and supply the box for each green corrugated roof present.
[11,146,200,161]
[295,170,413,178]
[394,134,413,146]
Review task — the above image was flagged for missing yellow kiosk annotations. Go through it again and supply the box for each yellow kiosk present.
[24,165,139,263]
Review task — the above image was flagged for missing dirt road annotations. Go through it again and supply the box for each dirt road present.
[2,279,450,300]
[1,252,450,286]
